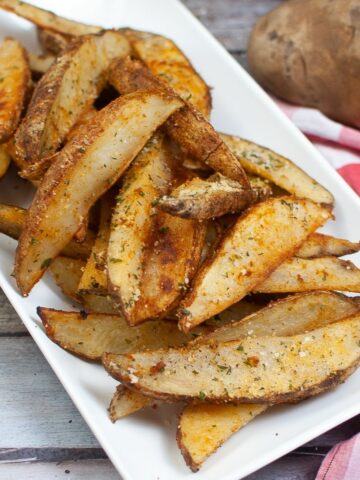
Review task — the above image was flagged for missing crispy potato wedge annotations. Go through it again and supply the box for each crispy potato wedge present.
[0,0,101,36]
[0,145,11,178]
[131,209,207,324]
[109,385,156,422]
[178,403,267,472]
[49,257,84,302]
[15,91,182,295]
[178,290,359,470]
[78,194,113,295]
[256,257,360,293]
[107,134,172,319]
[0,37,30,143]
[122,29,211,117]
[65,106,98,143]
[195,291,360,344]
[37,28,70,55]
[16,31,130,177]
[109,57,249,187]
[28,52,54,77]
[104,314,360,403]
[157,173,271,220]
[296,233,360,259]
[178,196,331,332]
[38,307,207,361]
[221,134,334,206]
[0,203,95,260]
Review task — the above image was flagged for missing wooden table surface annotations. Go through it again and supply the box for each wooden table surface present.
[1,1,359,479]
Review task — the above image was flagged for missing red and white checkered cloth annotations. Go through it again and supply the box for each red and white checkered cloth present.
[274,98,360,196]
[273,98,360,479]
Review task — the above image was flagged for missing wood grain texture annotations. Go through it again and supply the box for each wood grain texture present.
[0,0,359,479]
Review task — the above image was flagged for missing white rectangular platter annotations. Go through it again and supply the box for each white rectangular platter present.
[1,1,360,479]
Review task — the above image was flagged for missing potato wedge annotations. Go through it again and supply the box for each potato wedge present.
[0,203,95,259]
[256,257,360,293]
[122,29,211,117]
[296,233,360,259]
[82,294,118,315]
[178,290,359,471]
[38,307,207,361]
[49,257,84,302]
[0,145,11,178]
[15,91,182,295]
[16,31,130,177]
[29,52,54,77]
[78,194,113,295]
[195,291,360,344]
[157,173,271,220]
[109,57,249,187]
[107,133,172,319]
[37,28,70,55]
[178,196,331,332]
[131,209,207,324]
[178,403,267,472]
[0,37,30,143]
[109,385,156,422]
[0,0,101,36]
[221,134,334,206]
[103,314,360,403]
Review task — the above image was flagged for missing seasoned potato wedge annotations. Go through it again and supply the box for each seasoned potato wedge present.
[178,196,331,331]
[178,403,267,472]
[0,146,11,178]
[256,257,360,293]
[296,233,360,259]
[15,91,182,295]
[107,134,172,320]
[78,195,113,295]
[37,28,70,55]
[38,307,207,361]
[16,31,130,177]
[0,0,101,36]
[221,134,334,206]
[122,29,211,117]
[195,291,359,344]
[0,203,95,259]
[109,385,156,422]
[109,57,249,187]
[103,314,360,403]
[0,37,30,143]
[49,257,84,302]
[157,173,271,220]
[131,209,207,324]
[82,294,118,315]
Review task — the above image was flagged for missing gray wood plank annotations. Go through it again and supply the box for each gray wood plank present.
[0,289,27,335]
[0,337,98,448]
[182,0,282,51]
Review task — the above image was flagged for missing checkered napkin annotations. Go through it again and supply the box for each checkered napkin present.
[273,98,360,196]
[272,97,360,479]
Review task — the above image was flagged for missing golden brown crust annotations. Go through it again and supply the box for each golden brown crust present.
[0,37,31,143]
[15,90,182,295]
[37,27,70,55]
[296,232,360,259]
[0,0,101,36]
[110,57,249,187]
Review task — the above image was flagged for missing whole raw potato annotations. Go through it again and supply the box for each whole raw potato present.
[248,0,360,128]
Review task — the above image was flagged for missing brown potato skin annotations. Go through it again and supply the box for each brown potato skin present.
[248,0,360,128]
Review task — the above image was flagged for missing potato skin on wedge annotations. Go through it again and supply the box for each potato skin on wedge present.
[16,31,130,176]
[0,37,30,143]
[38,307,206,361]
[178,196,331,331]
[221,134,334,206]
[103,314,360,404]
[295,233,360,259]
[15,91,182,295]
[109,385,155,422]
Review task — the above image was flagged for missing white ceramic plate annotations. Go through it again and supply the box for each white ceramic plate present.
[1,1,360,479]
